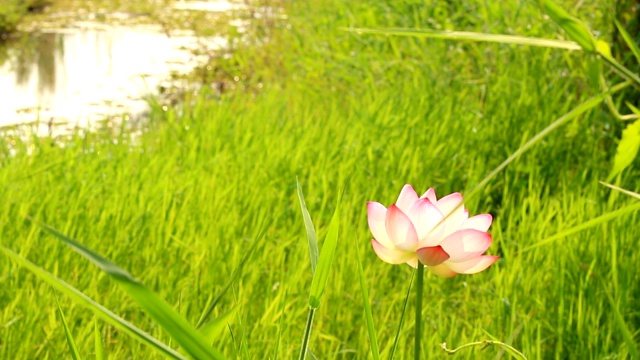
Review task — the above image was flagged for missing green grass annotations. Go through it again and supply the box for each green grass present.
[1,0,639,358]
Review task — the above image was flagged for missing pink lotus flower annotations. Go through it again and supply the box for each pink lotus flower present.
[368,184,498,278]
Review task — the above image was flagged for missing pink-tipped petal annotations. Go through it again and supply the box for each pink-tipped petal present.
[367,202,392,248]
[420,188,437,203]
[407,198,445,245]
[444,255,499,274]
[436,193,468,235]
[462,214,493,232]
[396,184,419,213]
[371,239,415,264]
[439,229,492,262]
[417,245,450,266]
[385,205,419,251]
[428,264,457,278]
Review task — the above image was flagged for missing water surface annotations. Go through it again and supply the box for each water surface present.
[0,23,225,136]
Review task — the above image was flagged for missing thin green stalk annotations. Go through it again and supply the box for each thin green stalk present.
[414,264,424,360]
[298,307,316,360]
[440,340,527,359]
[389,271,415,360]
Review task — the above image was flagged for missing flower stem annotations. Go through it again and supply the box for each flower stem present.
[298,307,316,360]
[415,263,424,360]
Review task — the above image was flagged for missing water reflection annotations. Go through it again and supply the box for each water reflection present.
[0,25,225,136]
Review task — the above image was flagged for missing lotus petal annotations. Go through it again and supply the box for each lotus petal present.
[416,245,450,266]
[367,202,392,248]
[439,229,492,262]
[444,255,499,274]
[371,239,415,264]
[385,205,419,251]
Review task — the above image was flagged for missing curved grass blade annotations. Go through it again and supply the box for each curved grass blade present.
[595,273,640,358]
[36,223,227,360]
[539,0,596,52]
[607,120,640,181]
[600,182,640,201]
[199,306,238,344]
[441,339,527,359]
[273,289,288,360]
[0,246,187,360]
[599,53,640,88]
[196,219,270,328]
[55,293,82,360]
[342,27,580,50]
[388,270,414,360]
[614,19,640,64]
[356,245,380,360]
[521,201,640,252]
[308,191,342,309]
[94,318,105,360]
[297,178,319,275]
[465,81,629,201]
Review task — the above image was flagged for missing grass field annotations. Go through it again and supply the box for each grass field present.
[1,0,639,359]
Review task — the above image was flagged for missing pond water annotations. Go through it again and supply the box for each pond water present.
[0,6,230,137]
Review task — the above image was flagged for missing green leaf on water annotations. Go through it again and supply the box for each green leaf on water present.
[308,190,342,309]
[539,0,596,52]
[55,294,82,360]
[35,222,227,360]
[297,178,319,275]
[0,246,187,360]
[607,119,640,181]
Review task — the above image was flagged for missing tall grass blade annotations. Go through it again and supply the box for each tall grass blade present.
[466,81,629,200]
[598,279,640,358]
[199,306,238,344]
[521,201,640,252]
[599,53,640,88]
[36,223,227,360]
[196,219,270,328]
[607,119,640,181]
[297,178,319,275]
[356,245,380,360]
[441,339,527,359]
[0,246,187,360]
[273,290,288,360]
[308,192,342,309]
[55,294,82,360]
[539,0,596,52]
[614,19,640,64]
[388,270,414,360]
[600,182,640,201]
[342,28,580,50]
[94,318,105,360]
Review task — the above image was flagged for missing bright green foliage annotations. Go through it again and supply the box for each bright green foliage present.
[308,194,341,309]
[356,245,380,360]
[609,120,640,181]
[55,294,83,360]
[1,0,640,359]
[539,0,597,52]
[94,319,104,360]
[297,179,319,275]
[38,224,227,360]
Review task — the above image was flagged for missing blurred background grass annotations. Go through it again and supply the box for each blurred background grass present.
[1,0,639,358]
